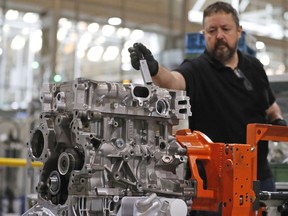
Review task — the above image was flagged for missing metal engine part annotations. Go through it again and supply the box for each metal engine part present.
[23,78,192,216]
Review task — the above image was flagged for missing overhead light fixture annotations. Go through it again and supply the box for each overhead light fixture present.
[123,40,135,49]
[108,17,122,26]
[11,35,26,50]
[266,68,274,76]
[57,28,67,41]
[188,10,203,23]
[5,9,19,20]
[102,25,116,36]
[87,46,104,62]
[3,24,9,32]
[76,50,85,59]
[121,49,130,64]
[88,23,100,33]
[22,28,29,35]
[240,21,284,39]
[58,18,73,29]
[53,74,62,83]
[255,41,265,50]
[31,34,42,53]
[79,32,92,49]
[276,63,285,75]
[103,46,119,61]
[31,61,39,69]
[130,29,144,40]
[11,102,19,110]
[117,27,131,38]
[121,63,132,71]
[258,53,270,66]
[23,12,39,23]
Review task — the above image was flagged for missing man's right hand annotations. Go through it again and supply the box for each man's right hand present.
[128,43,159,76]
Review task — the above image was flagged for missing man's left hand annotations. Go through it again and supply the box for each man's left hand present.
[270,118,287,126]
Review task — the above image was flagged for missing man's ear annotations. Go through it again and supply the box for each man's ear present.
[238,25,243,39]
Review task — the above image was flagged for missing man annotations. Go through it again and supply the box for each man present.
[129,0,286,196]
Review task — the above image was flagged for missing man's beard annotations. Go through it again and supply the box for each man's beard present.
[209,40,237,64]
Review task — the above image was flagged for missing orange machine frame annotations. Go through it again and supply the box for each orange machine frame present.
[175,124,288,216]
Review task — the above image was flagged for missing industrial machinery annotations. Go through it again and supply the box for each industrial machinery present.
[23,78,192,215]
[22,77,288,215]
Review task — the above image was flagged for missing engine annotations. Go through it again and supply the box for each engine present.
[23,78,192,216]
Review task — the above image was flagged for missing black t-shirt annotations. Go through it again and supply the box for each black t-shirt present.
[175,50,276,180]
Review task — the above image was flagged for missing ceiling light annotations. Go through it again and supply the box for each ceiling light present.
[11,35,26,50]
[266,68,274,76]
[123,40,135,49]
[259,54,270,66]
[117,27,131,38]
[31,61,39,69]
[79,32,92,49]
[102,25,116,36]
[108,17,122,26]
[11,102,19,110]
[103,46,119,61]
[57,28,67,41]
[23,12,39,23]
[130,29,144,40]
[76,50,85,59]
[255,41,265,50]
[188,10,203,23]
[53,74,62,83]
[87,46,104,62]
[58,18,73,29]
[3,24,10,32]
[121,49,130,63]
[88,23,100,33]
[121,63,132,71]
[5,10,19,20]
[31,34,42,53]
[276,63,286,75]
[22,28,29,35]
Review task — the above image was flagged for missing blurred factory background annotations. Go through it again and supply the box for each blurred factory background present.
[0,0,288,215]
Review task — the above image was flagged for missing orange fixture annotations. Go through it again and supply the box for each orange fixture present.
[175,124,288,216]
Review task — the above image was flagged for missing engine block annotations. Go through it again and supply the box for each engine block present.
[23,78,193,216]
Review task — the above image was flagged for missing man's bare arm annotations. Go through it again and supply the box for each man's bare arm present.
[152,66,186,90]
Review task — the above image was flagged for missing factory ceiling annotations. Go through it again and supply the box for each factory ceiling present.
[1,0,287,49]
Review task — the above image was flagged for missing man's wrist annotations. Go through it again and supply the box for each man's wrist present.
[270,118,287,126]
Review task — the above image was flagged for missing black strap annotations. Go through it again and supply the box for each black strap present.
[234,68,253,91]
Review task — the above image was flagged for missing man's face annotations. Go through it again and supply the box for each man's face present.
[203,12,242,63]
